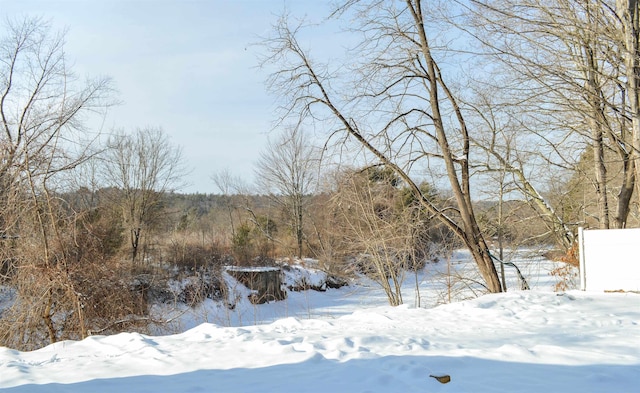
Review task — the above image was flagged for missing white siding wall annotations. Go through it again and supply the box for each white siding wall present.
[578,227,640,292]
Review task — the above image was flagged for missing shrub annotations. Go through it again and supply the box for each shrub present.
[549,244,579,291]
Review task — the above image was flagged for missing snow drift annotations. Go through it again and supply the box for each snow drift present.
[1,290,638,393]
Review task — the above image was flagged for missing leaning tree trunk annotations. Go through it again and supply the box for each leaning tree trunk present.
[409,0,502,292]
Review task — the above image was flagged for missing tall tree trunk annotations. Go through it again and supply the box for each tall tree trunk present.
[615,157,636,228]
[585,62,610,228]
[591,120,611,229]
[296,200,303,259]
[618,0,640,203]
[43,288,57,345]
[131,227,141,264]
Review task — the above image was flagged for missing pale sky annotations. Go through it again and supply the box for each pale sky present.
[0,0,335,194]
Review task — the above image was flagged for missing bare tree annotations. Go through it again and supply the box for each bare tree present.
[210,168,258,246]
[330,166,435,305]
[263,1,503,292]
[211,168,244,238]
[102,127,185,265]
[466,91,577,249]
[255,128,318,258]
[468,0,637,230]
[0,17,116,349]
[0,17,112,238]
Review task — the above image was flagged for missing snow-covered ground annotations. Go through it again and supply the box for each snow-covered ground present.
[152,249,563,332]
[1,250,638,392]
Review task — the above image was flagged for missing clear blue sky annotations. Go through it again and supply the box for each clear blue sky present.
[0,0,335,194]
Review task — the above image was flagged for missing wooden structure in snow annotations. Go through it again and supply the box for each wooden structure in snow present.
[226,266,287,304]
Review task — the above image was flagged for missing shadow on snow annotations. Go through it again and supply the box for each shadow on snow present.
[4,354,638,393]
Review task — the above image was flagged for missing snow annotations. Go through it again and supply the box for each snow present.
[225,266,281,273]
[1,252,639,392]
